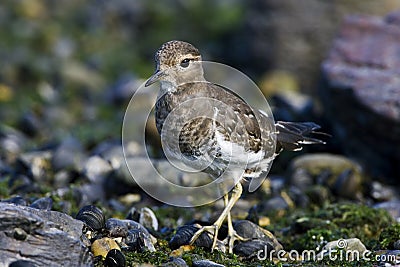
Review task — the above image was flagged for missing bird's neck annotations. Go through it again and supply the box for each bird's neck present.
[159,75,206,95]
[159,81,177,94]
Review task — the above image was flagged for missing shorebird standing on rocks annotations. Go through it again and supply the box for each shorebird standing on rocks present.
[145,40,325,253]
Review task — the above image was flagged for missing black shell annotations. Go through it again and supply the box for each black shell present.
[125,229,145,252]
[76,205,105,231]
[233,239,274,259]
[9,260,37,267]
[105,218,129,237]
[169,225,212,250]
[105,249,125,267]
[105,218,156,252]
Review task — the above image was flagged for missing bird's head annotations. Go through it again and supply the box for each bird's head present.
[145,40,204,89]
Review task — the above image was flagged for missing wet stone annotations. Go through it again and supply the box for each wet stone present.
[289,153,364,200]
[29,197,53,210]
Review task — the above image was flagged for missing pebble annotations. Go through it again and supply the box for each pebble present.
[91,237,120,259]
[30,197,53,210]
[161,257,188,267]
[192,260,225,267]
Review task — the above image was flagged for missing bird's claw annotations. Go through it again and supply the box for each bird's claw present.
[223,229,249,254]
[189,224,220,251]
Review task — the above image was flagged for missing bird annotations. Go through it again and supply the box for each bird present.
[145,40,325,253]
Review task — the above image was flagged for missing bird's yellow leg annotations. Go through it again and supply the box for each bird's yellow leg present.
[224,183,249,253]
[189,182,245,252]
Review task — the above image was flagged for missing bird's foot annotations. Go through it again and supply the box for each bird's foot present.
[223,228,249,254]
[189,224,220,251]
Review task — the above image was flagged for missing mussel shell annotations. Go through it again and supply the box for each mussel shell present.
[125,229,145,252]
[233,239,274,259]
[169,225,212,250]
[106,218,156,252]
[106,218,129,237]
[30,197,53,210]
[76,205,105,231]
[105,249,126,267]
[126,207,159,231]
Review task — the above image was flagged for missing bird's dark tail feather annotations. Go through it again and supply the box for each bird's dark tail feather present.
[275,121,326,152]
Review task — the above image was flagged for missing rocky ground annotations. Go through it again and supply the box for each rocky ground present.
[0,1,400,267]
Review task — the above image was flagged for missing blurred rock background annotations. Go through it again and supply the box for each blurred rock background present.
[1,1,400,265]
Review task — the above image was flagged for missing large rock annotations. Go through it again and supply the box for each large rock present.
[0,202,92,266]
[321,11,400,182]
[233,0,400,94]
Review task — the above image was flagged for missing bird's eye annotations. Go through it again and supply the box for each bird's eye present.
[180,58,190,68]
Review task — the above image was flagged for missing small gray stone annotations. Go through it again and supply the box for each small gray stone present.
[52,137,86,172]
[192,260,225,267]
[83,155,113,184]
[16,150,52,183]
[317,238,367,261]
[161,257,188,267]
[29,197,53,211]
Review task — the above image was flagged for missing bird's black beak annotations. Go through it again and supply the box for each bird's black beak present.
[145,70,166,87]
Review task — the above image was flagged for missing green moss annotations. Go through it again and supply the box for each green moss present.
[379,223,400,249]
[0,176,11,198]
[125,249,170,266]
[276,203,394,252]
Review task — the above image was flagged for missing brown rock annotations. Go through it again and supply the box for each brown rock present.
[321,11,400,182]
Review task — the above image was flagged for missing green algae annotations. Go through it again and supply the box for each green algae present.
[379,223,400,249]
